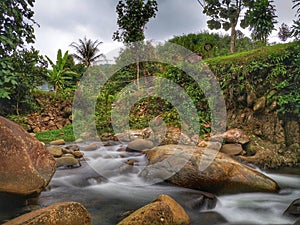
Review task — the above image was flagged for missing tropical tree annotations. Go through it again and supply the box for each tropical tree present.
[113,0,158,89]
[46,49,77,92]
[70,37,105,67]
[292,0,300,39]
[243,0,277,45]
[0,0,37,99]
[293,0,300,17]
[197,0,253,53]
[278,23,292,42]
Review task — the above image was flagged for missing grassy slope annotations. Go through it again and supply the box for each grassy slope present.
[35,42,296,143]
[35,124,75,143]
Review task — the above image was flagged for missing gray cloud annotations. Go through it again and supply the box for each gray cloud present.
[33,0,297,60]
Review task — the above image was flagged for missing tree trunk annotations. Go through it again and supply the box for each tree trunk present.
[136,54,140,90]
[230,23,237,53]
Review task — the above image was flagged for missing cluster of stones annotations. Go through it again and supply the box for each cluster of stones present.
[25,95,72,133]
[47,139,84,168]
[27,112,72,133]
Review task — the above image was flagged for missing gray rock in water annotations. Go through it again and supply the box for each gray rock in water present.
[294,218,300,225]
[284,198,300,218]
[55,156,80,168]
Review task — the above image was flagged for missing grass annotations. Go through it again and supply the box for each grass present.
[35,124,75,143]
[205,42,297,65]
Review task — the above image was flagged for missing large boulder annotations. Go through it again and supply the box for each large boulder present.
[141,145,279,194]
[3,202,91,225]
[0,116,56,195]
[117,194,190,225]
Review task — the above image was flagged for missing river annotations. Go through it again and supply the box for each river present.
[1,143,299,225]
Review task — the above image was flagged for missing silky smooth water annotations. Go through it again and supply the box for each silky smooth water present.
[1,143,299,225]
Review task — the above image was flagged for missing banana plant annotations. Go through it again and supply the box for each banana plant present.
[46,49,77,91]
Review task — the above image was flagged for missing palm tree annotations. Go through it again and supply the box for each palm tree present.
[70,37,105,67]
[293,0,300,17]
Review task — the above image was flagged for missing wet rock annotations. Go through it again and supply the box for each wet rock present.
[0,116,56,196]
[49,139,65,145]
[65,144,80,151]
[82,143,98,151]
[119,161,139,174]
[177,191,217,210]
[117,194,190,225]
[47,146,63,157]
[73,151,84,158]
[3,202,91,225]
[126,139,154,152]
[284,199,300,218]
[55,156,80,168]
[141,145,279,194]
[220,143,243,155]
[294,218,300,225]
[197,211,227,225]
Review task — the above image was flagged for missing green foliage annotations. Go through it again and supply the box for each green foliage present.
[35,124,75,143]
[70,37,105,67]
[46,49,78,92]
[244,0,277,45]
[292,0,300,39]
[113,0,158,43]
[206,41,300,117]
[197,0,253,53]
[293,0,300,18]
[168,31,260,58]
[0,0,40,101]
[278,23,292,42]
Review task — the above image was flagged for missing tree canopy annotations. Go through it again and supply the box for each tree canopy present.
[244,0,277,45]
[0,0,38,99]
[70,37,105,67]
[197,0,253,53]
[113,0,158,44]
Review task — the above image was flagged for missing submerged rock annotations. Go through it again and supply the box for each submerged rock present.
[284,199,300,218]
[176,191,217,211]
[117,194,190,225]
[141,145,279,194]
[0,116,56,196]
[294,218,300,225]
[197,211,227,225]
[3,202,91,225]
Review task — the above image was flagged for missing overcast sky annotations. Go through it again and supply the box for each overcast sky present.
[33,0,297,61]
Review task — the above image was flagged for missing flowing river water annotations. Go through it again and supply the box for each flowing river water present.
[1,142,299,225]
